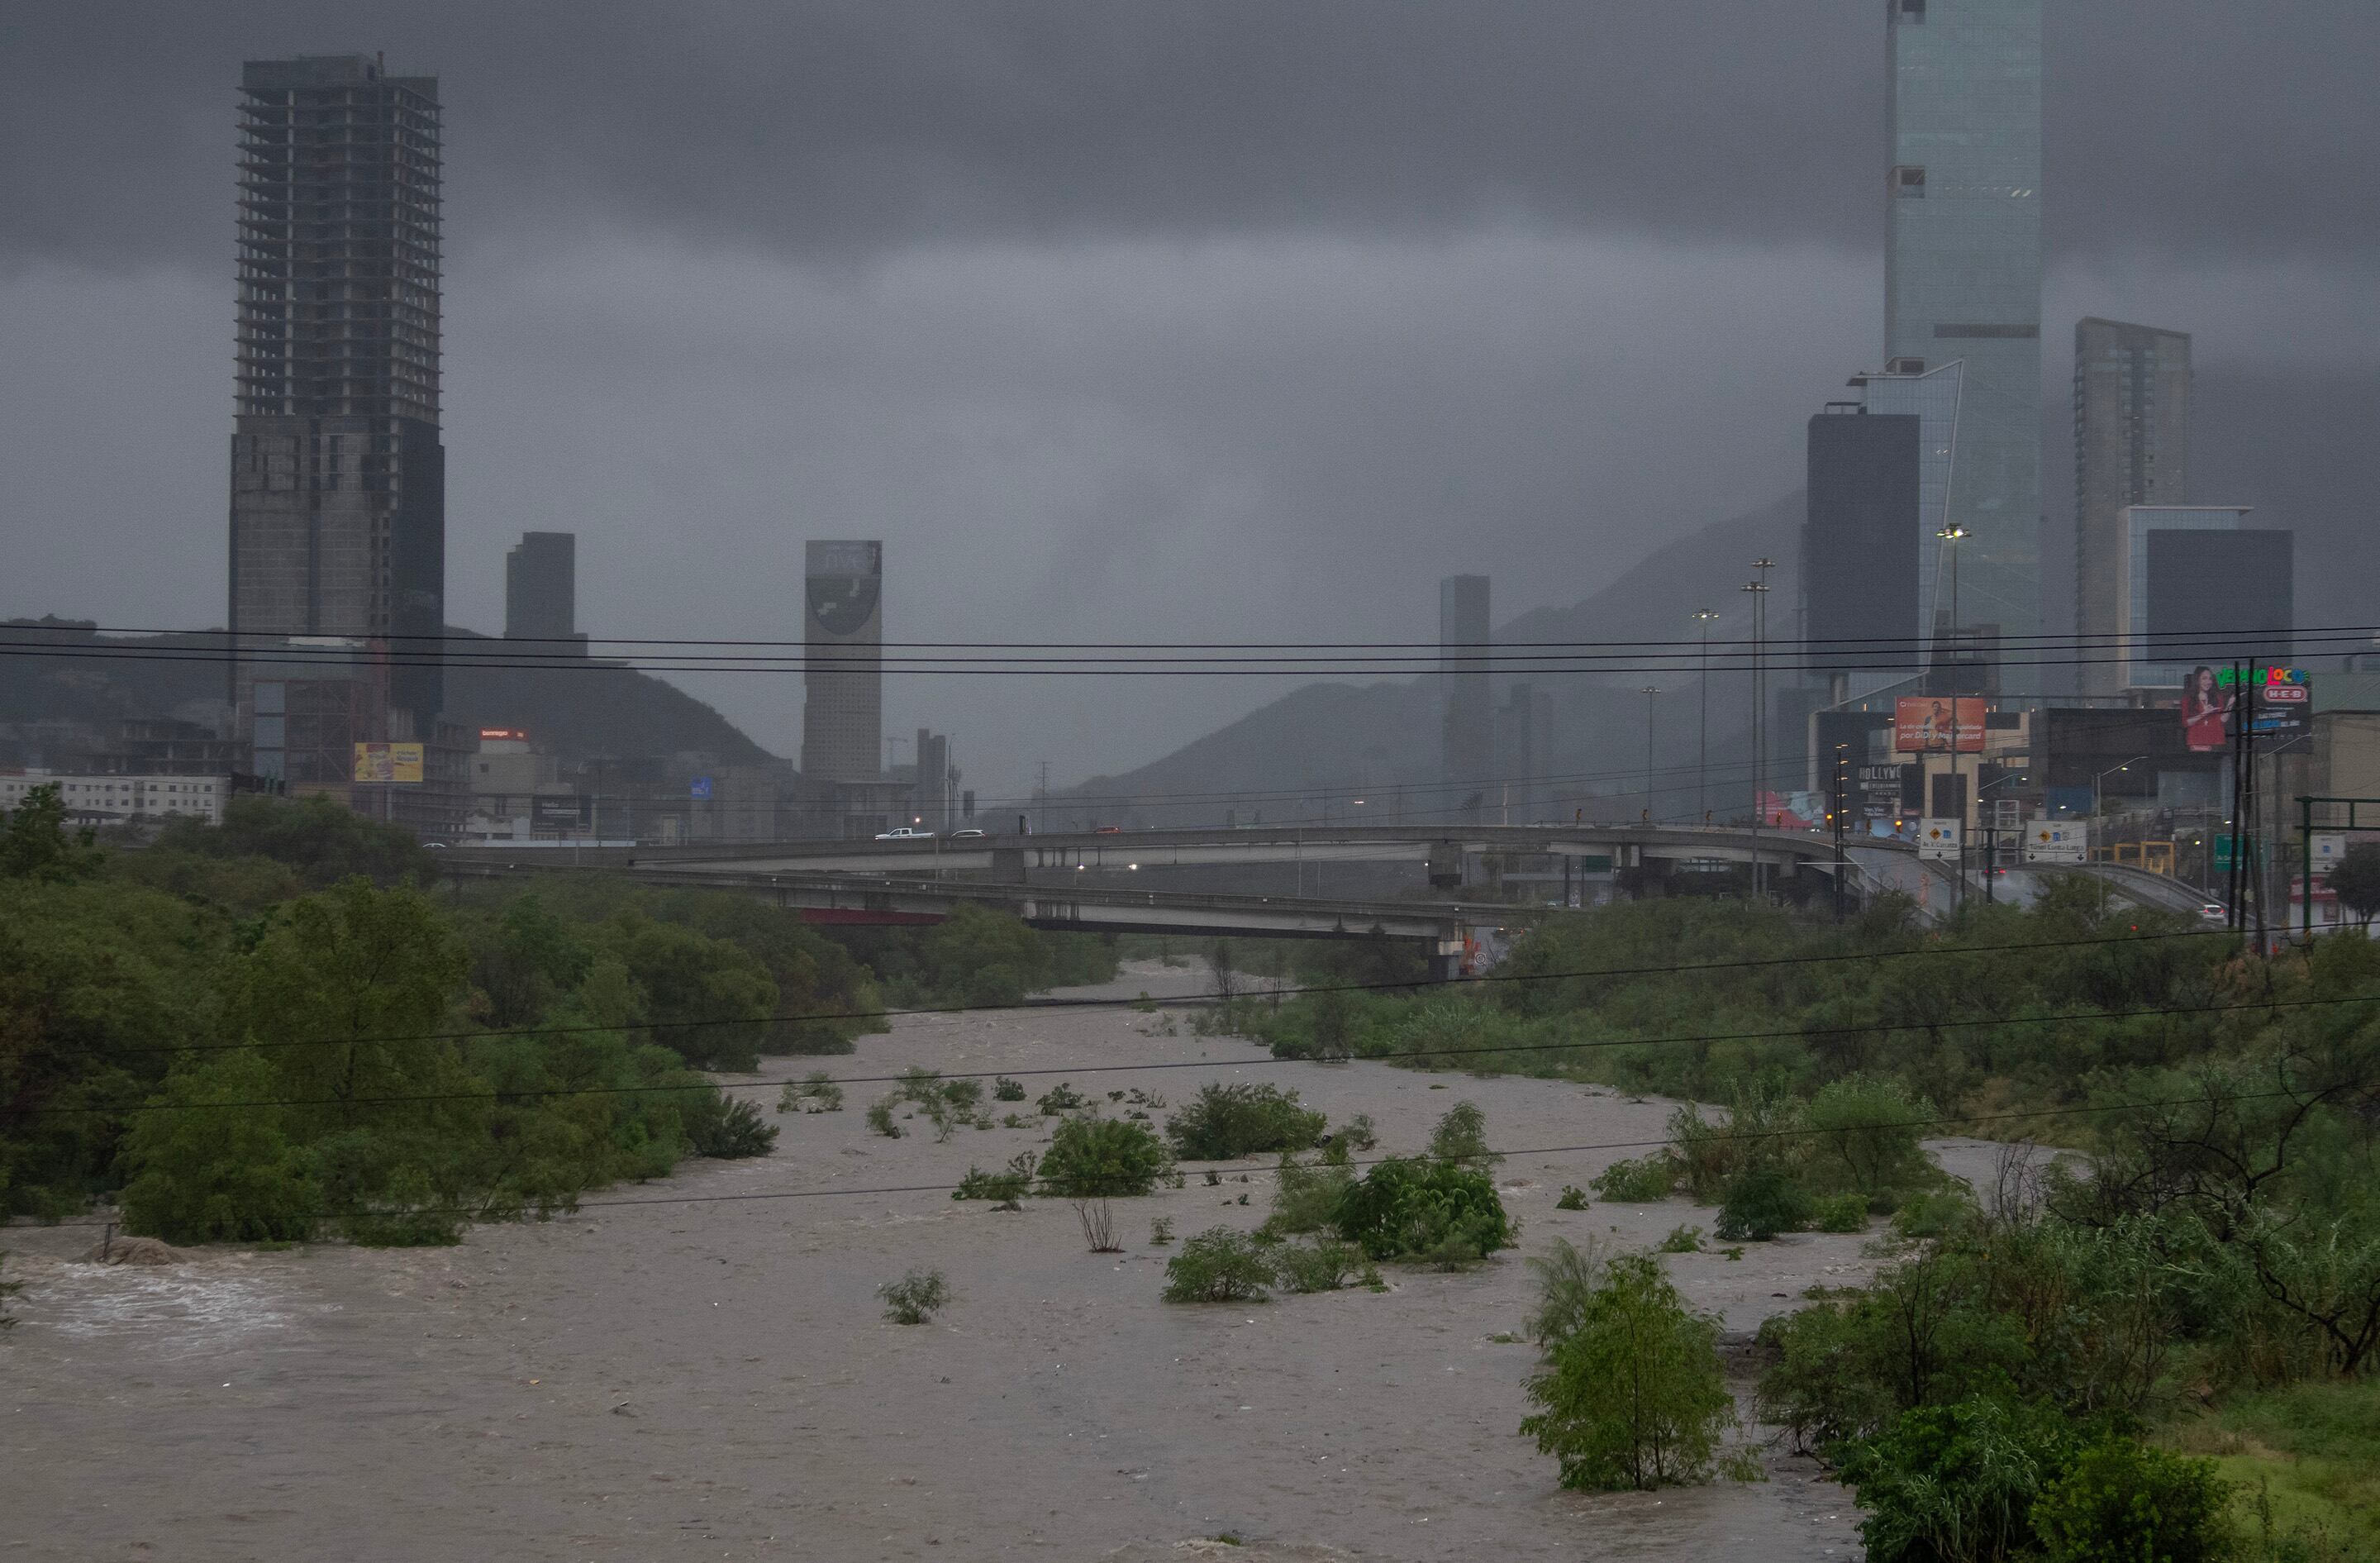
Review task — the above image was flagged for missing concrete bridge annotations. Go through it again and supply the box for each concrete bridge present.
[440,861,1506,974]
[447,820,1872,882]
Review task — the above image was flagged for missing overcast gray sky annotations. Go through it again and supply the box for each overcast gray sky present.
[4,2,2376,798]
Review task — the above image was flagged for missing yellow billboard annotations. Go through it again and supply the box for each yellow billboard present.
[352,742,425,783]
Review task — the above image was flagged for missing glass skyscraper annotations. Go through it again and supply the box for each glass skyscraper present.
[1885,0,2042,689]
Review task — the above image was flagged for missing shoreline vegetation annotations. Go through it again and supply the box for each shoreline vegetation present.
[7,789,2375,1554]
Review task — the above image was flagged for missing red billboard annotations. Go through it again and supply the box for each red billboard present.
[1894,697,1986,754]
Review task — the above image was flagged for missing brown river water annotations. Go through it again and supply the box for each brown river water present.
[3,960,2000,1561]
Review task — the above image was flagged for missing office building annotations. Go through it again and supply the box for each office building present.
[802,541,883,783]
[1493,680,1554,823]
[1803,405,1923,693]
[2120,506,2292,690]
[505,531,587,652]
[0,773,231,827]
[1885,0,2043,686]
[2074,318,2192,697]
[228,55,445,741]
[1439,575,1492,803]
[911,728,956,833]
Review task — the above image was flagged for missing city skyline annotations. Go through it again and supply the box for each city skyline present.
[3,3,2369,798]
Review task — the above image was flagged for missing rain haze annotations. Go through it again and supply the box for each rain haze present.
[3,1,2377,796]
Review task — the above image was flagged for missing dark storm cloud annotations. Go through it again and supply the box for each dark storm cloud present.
[5,1,2376,272]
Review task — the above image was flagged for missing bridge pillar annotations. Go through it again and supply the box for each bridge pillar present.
[991,846,1027,884]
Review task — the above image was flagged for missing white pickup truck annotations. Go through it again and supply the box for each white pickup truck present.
[873,827,935,841]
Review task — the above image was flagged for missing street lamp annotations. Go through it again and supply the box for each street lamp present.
[1935,524,1968,679]
[2092,755,2149,817]
[1692,610,1720,821]
[1745,559,1776,892]
[1640,686,1661,820]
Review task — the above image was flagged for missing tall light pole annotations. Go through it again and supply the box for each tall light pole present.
[1935,524,1968,684]
[1693,609,1719,822]
[1640,685,1661,820]
[2092,755,2149,819]
[1746,559,1777,893]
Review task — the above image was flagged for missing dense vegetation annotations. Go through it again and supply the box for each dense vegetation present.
[0,788,1110,1244]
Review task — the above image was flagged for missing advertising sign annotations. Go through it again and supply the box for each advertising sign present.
[689,775,713,800]
[351,742,425,783]
[1856,763,1904,821]
[532,796,588,832]
[2023,819,2088,865]
[1916,818,1963,860]
[2182,665,2311,751]
[2312,832,2349,869]
[1894,697,1987,754]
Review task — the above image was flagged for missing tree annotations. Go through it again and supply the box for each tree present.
[1521,1254,1735,1490]
[156,793,436,888]
[0,784,102,884]
[1426,1099,1501,1170]
[1035,1116,1172,1197]
[2325,843,2380,930]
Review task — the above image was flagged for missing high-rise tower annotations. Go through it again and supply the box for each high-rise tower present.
[1885,0,2041,688]
[1438,575,1491,809]
[802,541,884,782]
[505,531,586,653]
[228,55,445,744]
[2073,318,2192,697]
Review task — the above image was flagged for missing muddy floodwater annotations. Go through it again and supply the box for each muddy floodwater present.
[2,961,1997,1561]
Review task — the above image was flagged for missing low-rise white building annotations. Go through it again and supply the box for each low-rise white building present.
[0,772,230,826]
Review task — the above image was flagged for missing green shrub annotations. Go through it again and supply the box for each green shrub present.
[1525,1237,1610,1345]
[864,1098,902,1138]
[683,1093,779,1159]
[1555,1184,1589,1211]
[2031,1440,2235,1563]
[1165,1083,1327,1160]
[1659,1224,1704,1254]
[117,1051,321,1244]
[1150,1216,1175,1246]
[1036,1116,1172,1197]
[1814,1192,1870,1233]
[1591,1156,1678,1202]
[1804,1075,1936,1198]
[1331,1156,1513,1263]
[1521,1253,1736,1491]
[992,1076,1026,1101]
[1715,1167,1814,1241]
[952,1156,1033,1204]
[1162,1227,1277,1303]
[1838,1396,2081,1563]
[0,1248,21,1332]
[878,1268,950,1325]
[1035,1081,1087,1115]
[1892,1189,1975,1240]
[1263,1150,1354,1238]
[1338,1113,1379,1153]
[1273,1238,1372,1294]
[778,1070,844,1113]
[1426,1100,1502,1170]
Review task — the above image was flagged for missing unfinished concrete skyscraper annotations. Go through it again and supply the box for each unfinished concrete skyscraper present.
[1439,574,1492,807]
[802,541,884,782]
[228,53,445,773]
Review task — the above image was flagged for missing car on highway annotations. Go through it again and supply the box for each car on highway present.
[2200,901,2228,923]
[1092,825,1122,834]
[874,827,935,841]
[949,827,987,840]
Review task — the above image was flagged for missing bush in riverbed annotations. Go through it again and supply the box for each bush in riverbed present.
[778,1070,844,1113]
[1812,1192,1868,1233]
[953,1155,1034,1206]
[878,1268,950,1325]
[2030,1438,2235,1563]
[1262,1150,1354,1238]
[1035,1116,1173,1198]
[1426,1100,1502,1170]
[1521,1252,1735,1491]
[1034,1081,1087,1115]
[1161,1227,1277,1303]
[992,1076,1026,1101]
[1659,1224,1704,1254]
[1273,1237,1373,1294]
[1590,1155,1678,1202]
[1164,1083,1327,1160]
[864,1098,902,1138]
[683,1093,779,1159]
[1714,1167,1813,1241]
[1331,1156,1513,1264]
[1555,1184,1589,1210]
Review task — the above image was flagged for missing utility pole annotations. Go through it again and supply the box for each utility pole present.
[1830,743,1849,922]
[1745,560,1776,896]
[1693,609,1719,822]
[1035,759,1050,837]
[1640,686,1661,821]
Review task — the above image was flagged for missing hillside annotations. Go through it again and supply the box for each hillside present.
[0,622,774,765]
[1067,491,1802,826]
